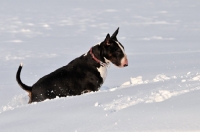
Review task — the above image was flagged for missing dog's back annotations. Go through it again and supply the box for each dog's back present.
[31,55,103,102]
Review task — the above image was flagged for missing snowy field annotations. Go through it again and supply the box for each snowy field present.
[1,0,200,131]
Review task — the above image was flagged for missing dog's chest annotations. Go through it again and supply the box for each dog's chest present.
[97,66,107,82]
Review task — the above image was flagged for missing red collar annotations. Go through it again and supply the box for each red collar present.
[89,47,108,67]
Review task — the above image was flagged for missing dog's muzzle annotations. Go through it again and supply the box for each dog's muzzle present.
[120,56,128,67]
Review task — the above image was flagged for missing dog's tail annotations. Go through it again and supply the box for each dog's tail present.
[16,63,32,93]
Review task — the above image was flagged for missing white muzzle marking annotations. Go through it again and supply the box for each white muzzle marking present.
[115,41,128,67]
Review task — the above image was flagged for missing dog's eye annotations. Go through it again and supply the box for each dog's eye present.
[116,50,122,54]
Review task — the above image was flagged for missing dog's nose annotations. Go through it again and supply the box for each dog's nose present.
[123,57,128,67]
[124,64,128,67]
[120,56,128,67]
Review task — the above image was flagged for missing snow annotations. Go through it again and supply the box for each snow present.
[1,0,200,131]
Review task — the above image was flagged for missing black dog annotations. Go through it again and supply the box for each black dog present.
[16,28,128,103]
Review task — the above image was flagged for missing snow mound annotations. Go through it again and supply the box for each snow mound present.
[153,74,170,82]
[103,87,200,112]
[192,75,200,81]
[0,94,29,113]
[121,76,149,87]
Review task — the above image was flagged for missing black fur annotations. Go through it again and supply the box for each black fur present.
[16,28,128,103]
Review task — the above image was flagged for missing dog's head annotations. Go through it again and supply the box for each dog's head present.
[102,28,128,68]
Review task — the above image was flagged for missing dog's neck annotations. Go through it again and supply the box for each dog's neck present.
[89,47,109,67]
[91,44,109,83]
[87,44,110,67]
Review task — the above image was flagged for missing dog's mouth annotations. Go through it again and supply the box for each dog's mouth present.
[110,56,128,68]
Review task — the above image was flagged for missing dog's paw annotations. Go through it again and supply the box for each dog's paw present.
[81,90,91,94]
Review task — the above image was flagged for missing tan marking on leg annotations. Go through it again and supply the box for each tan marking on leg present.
[27,91,32,104]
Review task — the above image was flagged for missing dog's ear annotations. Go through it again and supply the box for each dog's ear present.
[104,33,111,45]
[111,27,119,39]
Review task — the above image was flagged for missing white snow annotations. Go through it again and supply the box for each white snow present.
[1,0,200,132]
